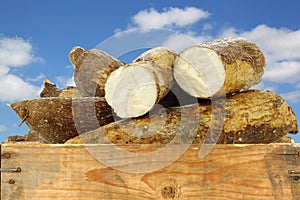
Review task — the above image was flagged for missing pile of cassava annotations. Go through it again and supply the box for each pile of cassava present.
[7,38,298,144]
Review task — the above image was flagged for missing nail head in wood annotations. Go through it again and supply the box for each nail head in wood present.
[3,153,11,159]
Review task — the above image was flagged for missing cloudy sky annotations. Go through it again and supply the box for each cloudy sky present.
[0,0,299,142]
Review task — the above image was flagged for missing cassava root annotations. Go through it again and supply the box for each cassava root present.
[69,46,125,97]
[105,47,177,118]
[174,38,266,98]
[66,90,298,145]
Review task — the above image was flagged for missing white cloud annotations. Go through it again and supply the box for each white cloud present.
[55,75,75,88]
[0,125,7,132]
[240,25,300,61]
[242,26,300,85]
[0,72,40,102]
[127,8,300,90]
[0,37,43,67]
[0,37,42,102]
[109,7,212,55]
[202,23,213,31]
[218,27,239,38]
[0,65,9,75]
[221,25,300,61]
[132,7,210,28]
[220,25,300,85]
[25,73,46,82]
[162,32,212,52]
[263,61,300,83]
[281,90,300,103]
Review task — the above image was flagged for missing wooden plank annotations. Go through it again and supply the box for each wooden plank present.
[1,144,300,200]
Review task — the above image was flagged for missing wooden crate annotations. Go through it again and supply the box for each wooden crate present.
[1,143,300,199]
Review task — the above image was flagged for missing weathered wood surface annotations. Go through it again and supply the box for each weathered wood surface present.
[1,144,300,199]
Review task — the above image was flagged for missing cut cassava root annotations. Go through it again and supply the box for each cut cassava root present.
[174,38,266,98]
[65,90,298,145]
[9,97,114,143]
[105,47,177,118]
[69,46,125,97]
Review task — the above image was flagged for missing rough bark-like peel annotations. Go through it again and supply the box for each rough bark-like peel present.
[66,90,298,144]
[69,46,125,97]
[40,79,82,98]
[10,97,114,143]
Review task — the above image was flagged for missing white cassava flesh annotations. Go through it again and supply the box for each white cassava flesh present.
[105,63,157,118]
[105,47,176,118]
[174,47,225,98]
[174,38,266,98]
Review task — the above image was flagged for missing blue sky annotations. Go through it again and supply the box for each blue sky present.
[0,0,299,142]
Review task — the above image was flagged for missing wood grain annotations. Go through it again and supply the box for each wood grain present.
[1,144,300,199]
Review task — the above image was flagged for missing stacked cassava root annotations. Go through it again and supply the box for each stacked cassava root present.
[8,38,298,144]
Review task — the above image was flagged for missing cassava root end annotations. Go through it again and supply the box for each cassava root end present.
[69,46,125,97]
[174,38,266,98]
[105,47,177,118]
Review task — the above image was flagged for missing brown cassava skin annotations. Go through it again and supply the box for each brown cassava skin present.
[272,135,294,143]
[201,38,265,94]
[69,46,125,97]
[40,79,62,97]
[5,131,47,143]
[40,79,82,98]
[58,86,82,98]
[9,97,114,143]
[176,38,266,97]
[66,90,298,145]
